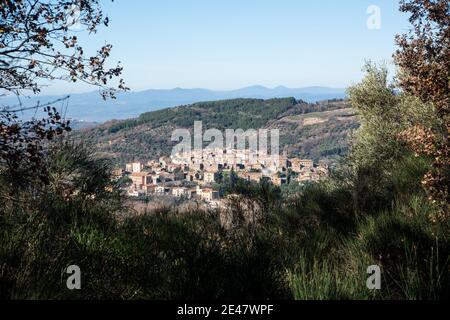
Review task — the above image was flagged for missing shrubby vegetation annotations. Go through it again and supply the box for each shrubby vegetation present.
[0,0,448,300]
[1,65,448,299]
[106,97,346,133]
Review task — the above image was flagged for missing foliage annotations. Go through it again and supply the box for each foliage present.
[0,135,448,300]
[0,106,71,187]
[394,0,449,217]
[1,0,448,302]
[344,63,439,214]
[288,196,449,300]
[0,0,127,201]
[0,0,127,97]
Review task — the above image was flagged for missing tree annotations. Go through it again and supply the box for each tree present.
[0,0,127,97]
[0,0,127,187]
[0,103,70,187]
[394,0,449,219]
[345,62,439,213]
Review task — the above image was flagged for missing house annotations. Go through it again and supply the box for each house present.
[247,163,263,171]
[299,159,314,168]
[127,189,145,197]
[289,158,303,173]
[130,172,152,189]
[172,187,187,198]
[147,160,159,168]
[155,186,170,195]
[204,171,219,184]
[172,187,197,199]
[143,185,157,195]
[289,158,314,172]
[186,171,201,182]
[197,186,219,202]
[126,162,143,173]
[278,156,289,171]
[238,171,262,183]
[186,188,197,199]
[271,176,287,186]
[296,172,320,183]
[191,162,204,171]
[132,162,143,173]
[112,168,123,178]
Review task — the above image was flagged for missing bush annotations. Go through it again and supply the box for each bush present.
[287,195,450,300]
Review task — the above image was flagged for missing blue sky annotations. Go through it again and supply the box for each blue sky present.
[47,0,411,94]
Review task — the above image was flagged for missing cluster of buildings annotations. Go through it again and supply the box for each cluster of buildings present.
[115,148,328,205]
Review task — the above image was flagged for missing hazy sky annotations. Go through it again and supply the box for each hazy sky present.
[45,0,410,94]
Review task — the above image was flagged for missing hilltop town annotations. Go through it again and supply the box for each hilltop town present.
[115,148,329,207]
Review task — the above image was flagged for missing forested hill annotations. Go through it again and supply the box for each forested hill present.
[74,98,359,164]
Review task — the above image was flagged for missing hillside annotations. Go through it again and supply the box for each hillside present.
[1,86,346,122]
[75,98,359,164]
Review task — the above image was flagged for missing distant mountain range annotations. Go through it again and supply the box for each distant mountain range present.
[0,85,346,122]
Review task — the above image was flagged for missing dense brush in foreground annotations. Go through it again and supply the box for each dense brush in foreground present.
[0,141,448,300]
[1,65,449,300]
